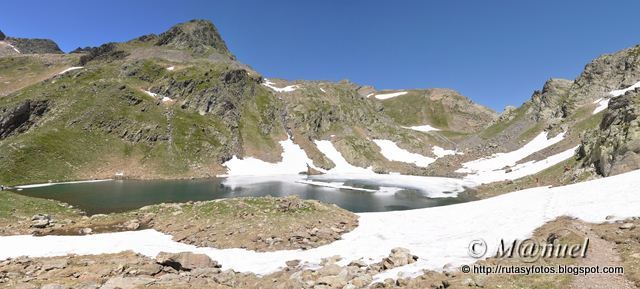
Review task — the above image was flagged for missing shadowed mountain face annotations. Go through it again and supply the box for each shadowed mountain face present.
[6,38,63,54]
[0,19,638,186]
[0,29,63,56]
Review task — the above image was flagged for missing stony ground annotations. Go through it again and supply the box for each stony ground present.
[2,217,638,288]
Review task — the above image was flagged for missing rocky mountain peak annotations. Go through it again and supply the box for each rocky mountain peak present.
[529,78,573,122]
[155,19,234,59]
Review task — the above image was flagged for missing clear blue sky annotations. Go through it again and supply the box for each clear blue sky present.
[3,1,640,111]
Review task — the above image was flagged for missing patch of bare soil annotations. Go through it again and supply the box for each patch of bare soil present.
[570,220,636,289]
[592,218,640,288]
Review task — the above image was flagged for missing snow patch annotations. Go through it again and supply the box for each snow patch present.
[166,66,175,71]
[143,90,157,97]
[372,139,435,168]
[262,78,299,92]
[432,146,458,158]
[1,42,21,53]
[610,80,640,97]
[14,179,113,189]
[402,125,440,132]
[161,96,173,103]
[314,140,375,174]
[296,180,376,193]
[463,146,577,184]
[592,98,610,114]
[457,131,564,176]
[374,91,408,100]
[57,67,83,75]
[592,81,640,114]
[221,138,324,176]
[3,169,640,276]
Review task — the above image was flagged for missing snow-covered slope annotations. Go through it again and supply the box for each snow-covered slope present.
[314,140,374,174]
[262,78,299,92]
[372,139,435,167]
[402,125,440,132]
[221,138,323,176]
[1,169,639,279]
[373,91,408,100]
[457,131,569,184]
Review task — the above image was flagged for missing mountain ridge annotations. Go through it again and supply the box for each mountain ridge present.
[0,19,639,187]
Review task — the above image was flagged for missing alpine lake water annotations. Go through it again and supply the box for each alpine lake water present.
[14,176,475,215]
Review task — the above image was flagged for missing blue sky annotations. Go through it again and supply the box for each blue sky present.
[3,1,640,111]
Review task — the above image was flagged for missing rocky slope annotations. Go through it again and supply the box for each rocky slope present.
[577,88,640,176]
[1,19,640,187]
[376,88,497,135]
[0,29,63,57]
[0,19,496,185]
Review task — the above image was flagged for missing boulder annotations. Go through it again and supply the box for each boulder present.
[156,252,220,271]
[79,228,93,235]
[41,258,68,271]
[30,214,51,228]
[381,247,418,270]
[125,220,141,230]
[620,223,636,230]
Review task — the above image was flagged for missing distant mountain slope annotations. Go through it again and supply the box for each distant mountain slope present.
[374,88,497,135]
[0,29,63,56]
[1,19,639,187]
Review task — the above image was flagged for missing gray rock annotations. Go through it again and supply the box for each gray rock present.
[0,100,49,139]
[99,276,155,289]
[41,259,68,271]
[577,89,640,176]
[155,19,234,58]
[381,247,418,270]
[620,223,636,230]
[156,252,220,271]
[125,220,141,230]
[79,228,93,235]
[5,38,62,54]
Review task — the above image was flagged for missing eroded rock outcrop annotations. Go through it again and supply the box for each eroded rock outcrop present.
[156,19,234,58]
[5,37,63,54]
[529,78,573,122]
[577,88,640,176]
[0,100,49,139]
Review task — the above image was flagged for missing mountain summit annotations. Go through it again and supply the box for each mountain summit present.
[155,19,234,59]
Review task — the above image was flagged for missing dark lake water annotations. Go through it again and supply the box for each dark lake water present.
[14,176,474,215]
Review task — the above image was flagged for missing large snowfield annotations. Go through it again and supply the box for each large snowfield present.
[1,169,639,280]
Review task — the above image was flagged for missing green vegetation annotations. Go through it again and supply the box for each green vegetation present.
[480,103,530,139]
[380,91,451,128]
[0,191,79,221]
